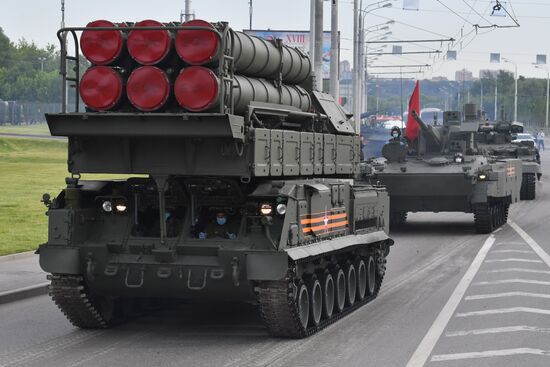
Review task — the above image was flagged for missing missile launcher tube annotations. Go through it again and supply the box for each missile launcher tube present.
[231,30,312,85]
[175,66,311,113]
[177,20,312,84]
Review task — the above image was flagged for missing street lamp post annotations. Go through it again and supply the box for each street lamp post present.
[353,0,393,131]
[480,78,483,113]
[535,64,549,128]
[503,57,518,122]
[362,33,390,116]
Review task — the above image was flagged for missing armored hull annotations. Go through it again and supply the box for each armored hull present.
[372,155,522,232]
[370,109,522,233]
[38,20,393,338]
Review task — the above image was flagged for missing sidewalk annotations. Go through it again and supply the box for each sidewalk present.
[0,252,48,300]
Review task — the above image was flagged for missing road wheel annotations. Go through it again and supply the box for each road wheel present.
[520,173,536,200]
[296,282,310,330]
[355,259,367,301]
[306,276,322,327]
[320,271,335,320]
[333,267,346,313]
[503,203,510,223]
[390,211,407,229]
[366,256,377,296]
[474,203,493,234]
[345,263,357,306]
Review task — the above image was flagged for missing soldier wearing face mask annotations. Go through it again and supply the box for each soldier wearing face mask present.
[199,211,238,240]
[389,126,404,143]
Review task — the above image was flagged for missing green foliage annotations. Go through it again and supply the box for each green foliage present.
[0,28,61,103]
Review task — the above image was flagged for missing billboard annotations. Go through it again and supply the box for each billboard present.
[243,30,334,79]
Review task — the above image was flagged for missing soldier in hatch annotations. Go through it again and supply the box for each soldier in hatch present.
[199,211,238,240]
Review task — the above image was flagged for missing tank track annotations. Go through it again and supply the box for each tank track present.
[48,274,113,329]
[257,242,388,338]
[473,201,509,234]
[520,173,536,200]
[389,211,407,229]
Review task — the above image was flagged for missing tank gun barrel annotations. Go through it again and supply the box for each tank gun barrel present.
[411,110,442,149]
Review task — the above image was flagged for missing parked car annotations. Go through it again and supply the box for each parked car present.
[512,133,536,144]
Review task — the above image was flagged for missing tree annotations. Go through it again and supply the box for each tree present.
[0,27,14,68]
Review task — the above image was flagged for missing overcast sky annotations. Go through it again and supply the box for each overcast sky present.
[1,0,549,80]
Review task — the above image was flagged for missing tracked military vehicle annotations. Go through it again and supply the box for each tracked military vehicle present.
[369,109,522,233]
[38,20,393,338]
[472,104,541,200]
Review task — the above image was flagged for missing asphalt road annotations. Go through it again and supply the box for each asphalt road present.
[0,152,548,367]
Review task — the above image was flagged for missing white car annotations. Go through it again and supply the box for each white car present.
[512,133,536,144]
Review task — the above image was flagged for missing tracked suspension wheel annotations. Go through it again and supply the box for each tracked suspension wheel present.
[389,211,407,229]
[473,201,509,234]
[48,274,124,329]
[306,276,323,327]
[473,202,494,234]
[520,173,536,200]
[258,242,389,338]
[355,259,367,301]
[333,266,346,313]
[320,271,335,319]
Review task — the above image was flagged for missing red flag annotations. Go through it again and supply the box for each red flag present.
[405,80,421,142]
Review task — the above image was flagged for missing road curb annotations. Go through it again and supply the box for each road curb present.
[0,250,37,263]
[0,282,49,305]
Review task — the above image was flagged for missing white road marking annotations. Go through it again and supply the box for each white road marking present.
[405,235,495,367]
[485,258,543,263]
[456,307,550,317]
[480,267,550,275]
[446,325,550,337]
[510,221,550,268]
[491,250,535,254]
[465,291,550,301]
[473,279,550,286]
[431,348,550,362]
[493,242,527,247]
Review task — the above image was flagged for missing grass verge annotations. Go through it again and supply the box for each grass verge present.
[0,137,67,255]
[0,123,51,136]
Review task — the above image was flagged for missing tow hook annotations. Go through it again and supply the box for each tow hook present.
[231,257,240,287]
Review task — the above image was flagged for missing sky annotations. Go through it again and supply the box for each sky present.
[1,0,550,81]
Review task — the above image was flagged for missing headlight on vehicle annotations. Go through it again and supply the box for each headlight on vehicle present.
[276,203,287,215]
[260,203,272,215]
[478,173,487,181]
[115,201,127,213]
[102,200,113,213]
[454,153,464,163]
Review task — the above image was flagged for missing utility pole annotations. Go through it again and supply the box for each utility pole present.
[352,0,359,132]
[514,65,518,121]
[480,79,483,113]
[309,0,316,72]
[249,0,253,30]
[185,0,192,21]
[494,81,498,121]
[359,4,365,120]
[329,0,339,100]
[314,0,324,92]
[61,0,68,112]
[61,0,65,28]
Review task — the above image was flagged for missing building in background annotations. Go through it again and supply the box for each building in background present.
[455,68,474,82]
